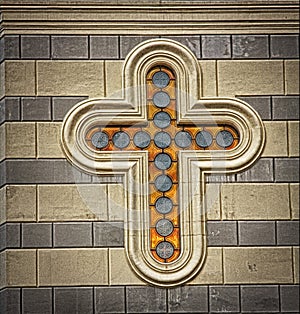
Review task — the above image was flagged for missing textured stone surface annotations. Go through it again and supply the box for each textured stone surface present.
[285,60,299,95]
[207,221,237,246]
[55,288,93,314]
[108,184,125,221]
[0,36,19,60]
[38,249,108,285]
[271,35,299,58]
[120,36,156,58]
[221,183,290,220]
[0,223,20,251]
[294,247,299,283]
[22,223,52,248]
[0,98,20,124]
[238,96,271,120]
[199,60,217,97]
[52,36,88,59]
[95,287,125,314]
[209,286,240,313]
[21,97,51,121]
[272,96,300,120]
[224,247,293,284]
[277,221,300,245]
[205,183,221,220]
[290,183,299,219]
[0,288,21,314]
[201,35,231,59]
[90,36,119,59]
[275,158,299,182]
[22,288,52,314]
[105,61,123,98]
[168,286,208,313]
[52,96,87,120]
[94,222,124,247]
[21,35,50,59]
[166,36,201,58]
[232,35,269,58]
[288,122,299,157]
[280,285,300,312]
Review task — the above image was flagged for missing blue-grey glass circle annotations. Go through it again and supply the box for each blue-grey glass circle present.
[156,241,174,259]
[91,131,109,149]
[154,131,171,149]
[195,130,213,148]
[153,111,171,129]
[153,91,170,108]
[154,174,173,192]
[155,197,173,214]
[133,131,151,149]
[154,153,172,170]
[112,131,130,148]
[175,131,192,148]
[152,71,170,88]
[155,219,174,237]
[216,130,234,148]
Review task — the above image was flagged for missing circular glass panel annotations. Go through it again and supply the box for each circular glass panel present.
[153,91,170,108]
[152,71,170,88]
[153,111,171,129]
[112,131,130,149]
[156,241,174,259]
[175,131,192,148]
[154,174,173,192]
[195,130,213,148]
[155,219,174,237]
[133,131,151,149]
[216,130,234,148]
[91,131,109,149]
[155,197,173,214]
[154,131,171,149]
[154,153,172,170]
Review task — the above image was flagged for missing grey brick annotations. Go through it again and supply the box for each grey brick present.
[0,223,20,251]
[54,223,92,247]
[238,96,271,120]
[126,286,167,313]
[232,35,269,59]
[168,286,208,313]
[239,221,276,246]
[21,35,50,59]
[272,96,300,120]
[207,221,237,246]
[90,36,119,59]
[22,223,52,247]
[3,159,92,185]
[280,285,299,312]
[277,221,300,245]
[205,174,236,183]
[52,96,88,121]
[0,36,20,61]
[275,158,299,182]
[241,285,279,313]
[95,287,125,314]
[236,158,274,182]
[94,222,124,247]
[0,288,21,314]
[0,98,20,124]
[52,36,88,59]
[21,97,51,121]
[165,36,201,58]
[209,286,240,313]
[22,288,52,314]
[271,35,299,58]
[120,36,156,59]
[201,35,231,59]
[54,288,93,314]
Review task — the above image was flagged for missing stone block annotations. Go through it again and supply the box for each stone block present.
[38,184,107,221]
[288,122,299,157]
[105,61,123,98]
[120,36,156,59]
[94,222,124,247]
[262,121,288,157]
[218,60,284,97]
[4,61,36,96]
[224,247,293,284]
[95,287,125,314]
[21,35,50,59]
[280,285,299,312]
[0,288,21,314]
[238,96,271,120]
[294,247,299,283]
[205,183,221,220]
[201,35,231,59]
[0,98,20,124]
[271,35,299,58]
[0,223,20,251]
[285,60,299,95]
[277,221,299,245]
[165,36,201,58]
[22,288,52,314]
[221,183,290,220]
[38,249,108,286]
[241,285,279,313]
[1,36,20,60]
[238,221,276,246]
[51,36,88,59]
[108,184,125,221]
[55,288,93,314]
[168,286,208,313]
[207,221,237,246]
[232,35,269,58]
[37,61,104,97]
[21,97,51,121]
[37,122,64,158]
[54,222,92,247]
[209,286,240,313]
[275,158,299,182]
[199,61,217,97]
[126,286,167,313]
[290,183,299,219]
[272,96,299,120]
[90,36,119,59]
[52,96,87,121]
[22,223,52,248]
